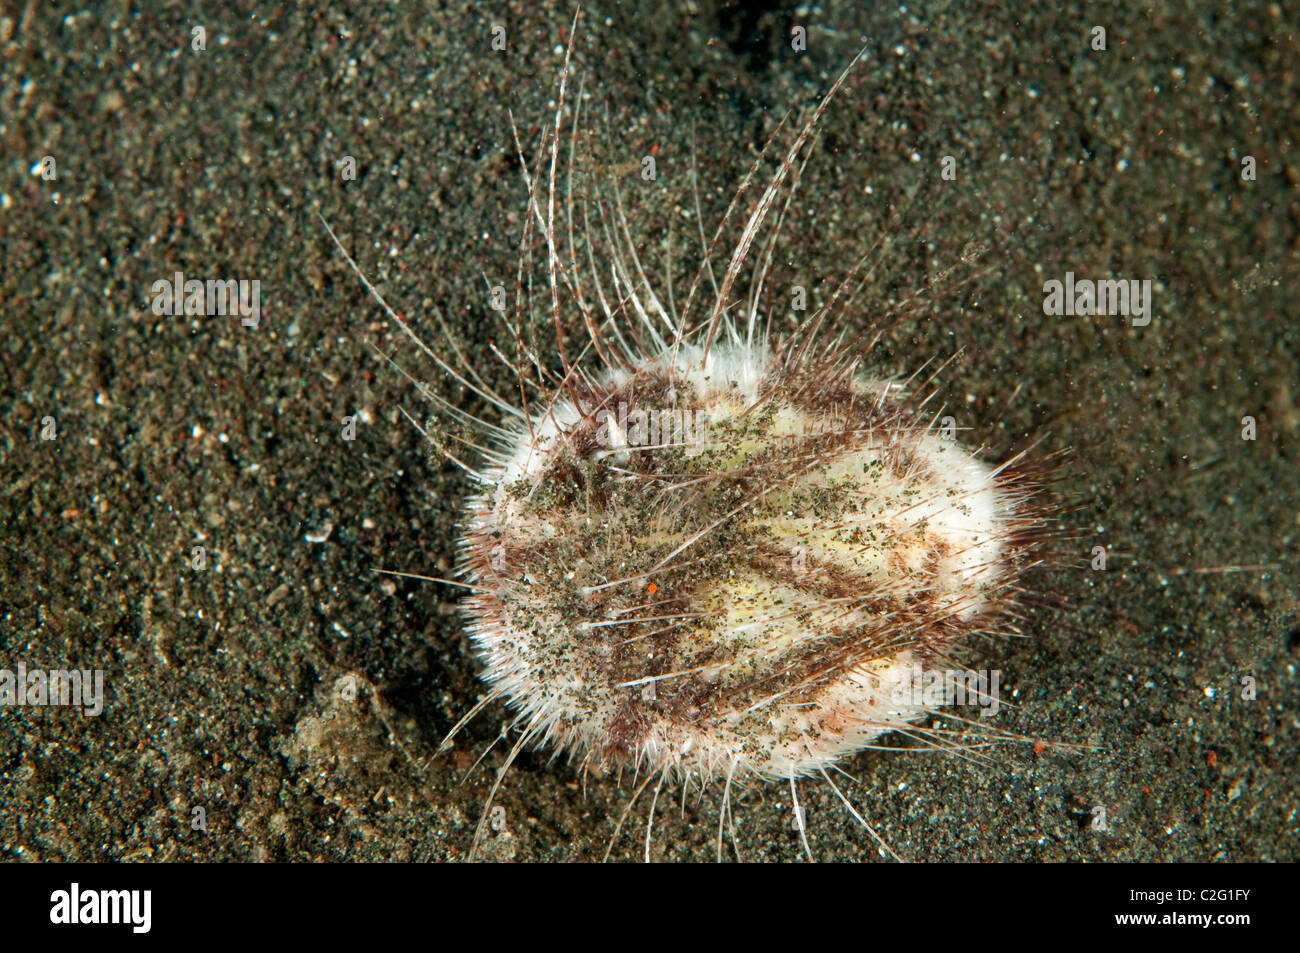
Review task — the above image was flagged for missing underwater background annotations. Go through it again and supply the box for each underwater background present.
[1,0,1295,861]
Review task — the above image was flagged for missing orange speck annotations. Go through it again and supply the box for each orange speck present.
[1206,750,1217,769]
[647,583,658,595]
[1032,740,1046,755]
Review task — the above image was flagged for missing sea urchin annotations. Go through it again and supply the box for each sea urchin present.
[325,12,1060,860]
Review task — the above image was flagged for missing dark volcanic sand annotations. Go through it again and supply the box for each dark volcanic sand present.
[1,1,1296,861]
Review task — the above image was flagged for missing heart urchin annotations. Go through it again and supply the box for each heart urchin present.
[460,339,1038,784]
[443,36,1061,854]
[326,13,1064,861]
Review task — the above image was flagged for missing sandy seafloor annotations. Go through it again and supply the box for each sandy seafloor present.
[0,0,1296,863]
